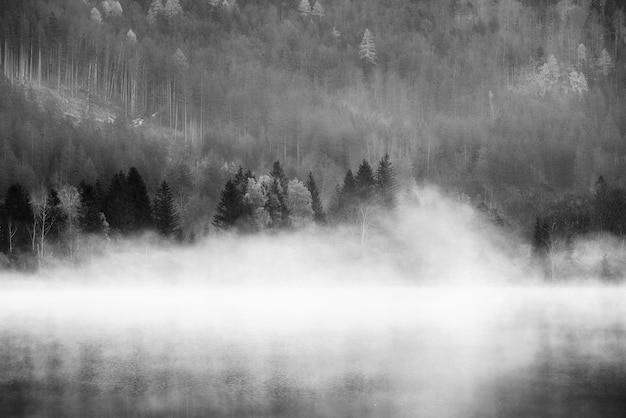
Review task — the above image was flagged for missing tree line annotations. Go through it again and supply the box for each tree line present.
[532,175,626,280]
[0,167,180,269]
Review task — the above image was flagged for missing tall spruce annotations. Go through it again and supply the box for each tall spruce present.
[375,154,397,209]
[104,172,132,232]
[127,167,153,230]
[305,172,325,224]
[331,169,357,219]
[78,181,106,234]
[270,161,289,193]
[267,161,289,228]
[153,181,180,237]
[213,179,243,230]
[355,160,376,202]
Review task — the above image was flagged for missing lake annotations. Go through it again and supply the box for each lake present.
[1,285,625,417]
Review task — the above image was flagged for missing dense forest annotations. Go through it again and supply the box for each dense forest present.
[1,0,626,277]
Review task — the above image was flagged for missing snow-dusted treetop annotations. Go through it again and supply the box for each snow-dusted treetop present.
[359,28,377,65]
[101,0,123,17]
[90,7,102,23]
[298,0,311,17]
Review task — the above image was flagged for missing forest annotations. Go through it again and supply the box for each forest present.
[0,0,626,277]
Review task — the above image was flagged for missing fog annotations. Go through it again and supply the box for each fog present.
[1,186,626,417]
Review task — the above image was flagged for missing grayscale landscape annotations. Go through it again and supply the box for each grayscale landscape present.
[1,0,626,416]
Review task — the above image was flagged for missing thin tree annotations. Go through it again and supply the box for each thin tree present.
[359,29,377,66]
[58,185,82,261]
[305,172,325,224]
[375,154,398,209]
[127,167,153,231]
[213,179,243,230]
[153,181,180,237]
[355,160,376,202]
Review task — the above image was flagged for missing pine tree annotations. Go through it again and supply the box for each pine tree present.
[266,176,288,228]
[359,29,377,65]
[153,181,180,237]
[331,169,357,219]
[305,172,325,224]
[127,167,153,231]
[164,0,183,20]
[270,161,288,193]
[79,181,106,234]
[532,217,550,257]
[213,179,243,230]
[147,0,164,25]
[104,172,133,232]
[375,154,398,209]
[355,160,376,201]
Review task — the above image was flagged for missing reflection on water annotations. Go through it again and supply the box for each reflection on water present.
[1,286,626,417]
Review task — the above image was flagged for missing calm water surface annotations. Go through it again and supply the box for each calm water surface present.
[0,285,625,417]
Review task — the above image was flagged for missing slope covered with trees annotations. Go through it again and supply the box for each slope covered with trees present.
[1,0,626,276]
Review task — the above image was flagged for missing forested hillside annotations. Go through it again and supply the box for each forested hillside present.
[1,0,626,272]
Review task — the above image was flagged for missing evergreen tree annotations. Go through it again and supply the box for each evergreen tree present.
[147,0,164,25]
[330,169,357,219]
[532,217,550,257]
[375,154,398,209]
[213,179,243,230]
[79,181,106,234]
[359,29,377,65]
[266,176,288,229]
[355,160,376,202]
[270,161,288,193]
[104,172,133,232]
[127,167,153,230]
[305,172,325,224]
[153,181,180,237]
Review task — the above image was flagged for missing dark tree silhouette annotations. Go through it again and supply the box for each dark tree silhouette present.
[331,169,357,219]
[532,217,550,257]
[270,161,288,193]
[127,167,153,231]
[104,172,133,232]
[266,176,288,228]
[78,181,106,234]
[376,154,398,209]
[305,172,325,224]
[355,160,376,202]
[153,181,180,237]
[213,179,243,230]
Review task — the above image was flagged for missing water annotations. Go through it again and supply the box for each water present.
[1,285,625,417]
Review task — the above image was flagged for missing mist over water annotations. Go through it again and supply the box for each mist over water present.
[2,186,626,417]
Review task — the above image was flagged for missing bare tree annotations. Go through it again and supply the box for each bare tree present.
[30,187,57,268]
[58,185,81,261]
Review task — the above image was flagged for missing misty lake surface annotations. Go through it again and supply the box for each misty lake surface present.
[1,285,626,417]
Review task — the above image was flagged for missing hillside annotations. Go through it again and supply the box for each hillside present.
[0,0,626,271]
